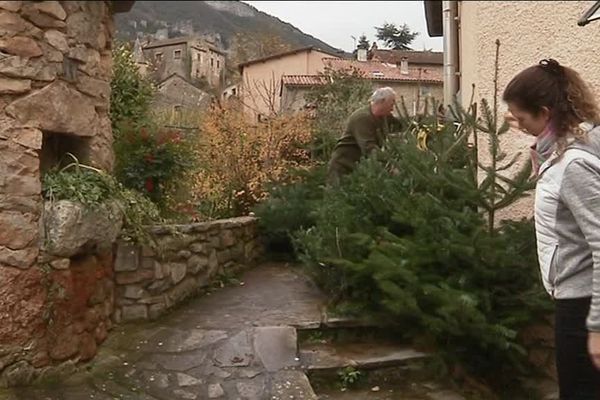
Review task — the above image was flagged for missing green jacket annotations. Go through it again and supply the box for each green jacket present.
[327,105,401,184]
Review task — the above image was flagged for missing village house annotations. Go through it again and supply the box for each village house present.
[238,46,343,121]
[280,49,443,115]
[151,73,211,120]
[141,36,226,88]
[424,0,600,220]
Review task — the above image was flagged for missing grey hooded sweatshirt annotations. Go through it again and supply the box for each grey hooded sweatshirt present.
[535,123,600,331]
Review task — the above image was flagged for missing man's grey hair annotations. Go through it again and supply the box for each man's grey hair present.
[369,87,396,104]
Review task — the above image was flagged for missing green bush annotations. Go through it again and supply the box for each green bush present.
[110,43,155,132]
[113,121,195,209]
[253,166,326,254]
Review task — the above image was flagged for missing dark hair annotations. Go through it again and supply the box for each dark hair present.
[502,59,600,138]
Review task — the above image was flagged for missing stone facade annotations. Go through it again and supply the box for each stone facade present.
[0,1,129,387]
[141,36,225,88]
[113,217,262,323]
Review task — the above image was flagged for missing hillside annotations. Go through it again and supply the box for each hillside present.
[114,1,345,56]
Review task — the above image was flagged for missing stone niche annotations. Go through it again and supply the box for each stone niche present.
[0,1,133,388]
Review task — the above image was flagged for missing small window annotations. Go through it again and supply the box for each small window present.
[196,69,200,77]
[173,50,182,59]
[211,58,214,67]
[232,88,237,95]
[197,54,201,61]
[217,60,220,69]
[155,52,163,62]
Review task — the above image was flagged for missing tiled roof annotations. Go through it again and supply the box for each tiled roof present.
[238,46,344,70]
[144,36,225,55]
[323,58,443,83]
[370,49,443,65]
[281,75,330,86]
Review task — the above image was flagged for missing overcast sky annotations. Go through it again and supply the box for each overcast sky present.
[243,1,443,53]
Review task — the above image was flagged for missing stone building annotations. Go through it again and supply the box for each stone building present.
[0,0,133,386]
[142,36,225,88]
[152,73,211,116]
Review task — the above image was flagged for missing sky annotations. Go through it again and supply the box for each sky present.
[243,1,443,53]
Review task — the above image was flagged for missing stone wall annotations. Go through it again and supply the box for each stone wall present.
[113,217,262,323]
[0,1,123,387]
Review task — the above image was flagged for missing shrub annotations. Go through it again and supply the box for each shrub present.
[113,121,195,211]
[110,43,155,133]
[192,104,314,219]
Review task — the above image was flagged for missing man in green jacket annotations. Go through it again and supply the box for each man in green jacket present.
[326,87,401,185]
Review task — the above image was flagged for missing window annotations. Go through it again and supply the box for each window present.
[155,52,163,62]
[232,88,236,96]
[197,54,201,61]
[196,69,200,77]
[419,86,432,97]
[217,60,220,69]
[211,58,214,67]
[173,49,182,59]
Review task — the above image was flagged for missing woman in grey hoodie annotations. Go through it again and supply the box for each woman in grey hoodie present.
[503,59,600,399]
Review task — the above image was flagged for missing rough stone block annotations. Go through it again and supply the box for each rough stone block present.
[21,3,66,28]
[0,36,42,57]
[50,258,70,270]
[170,263,187,285]
[216,250,231,264]
[190,242,206,254]
[49,326,80,361]
[208,250,218,273]
[1,361,35,387]
[6,81,98,137]
[208,383,225,398]
[165,277,197,307]
[121,305,148,321]
[0,245,38,269]
[147,279,171,295]
[141,245,155,257]
[42,200,122,258]
[114,243,139,272]
[148,303,166,320]
[177,250,192,260]
[124,285,146,300]
[0,77,31,94]
[33,1,66,21]
[0,211,38,250]
[0,1,22,12]
[220,230,235,248]
[44,29,68,52]
[88,281,106,305]
[187,255,208,275]
[115,269,153,285]
[231,242,244,261]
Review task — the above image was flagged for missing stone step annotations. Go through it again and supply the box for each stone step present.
[299,341,429,372]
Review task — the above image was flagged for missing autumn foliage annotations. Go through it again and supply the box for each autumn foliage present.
[191,104,314,219]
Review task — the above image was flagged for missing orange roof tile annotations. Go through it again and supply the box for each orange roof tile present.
[281,75,330,86]
[323,58,443,84]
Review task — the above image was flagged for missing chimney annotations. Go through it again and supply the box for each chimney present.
[357,48,367,62]
[400,57,409,75]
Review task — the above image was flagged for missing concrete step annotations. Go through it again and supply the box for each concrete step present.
[300,340,429,372]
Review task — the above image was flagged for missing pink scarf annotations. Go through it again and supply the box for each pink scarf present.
[530,124,557,176]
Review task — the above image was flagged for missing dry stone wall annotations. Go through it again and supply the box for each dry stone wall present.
[113,217,262,322]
